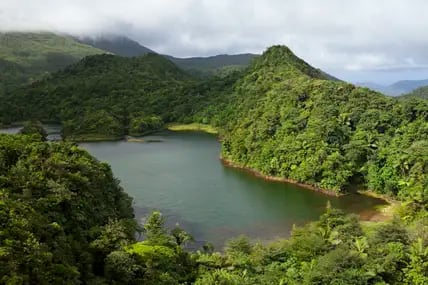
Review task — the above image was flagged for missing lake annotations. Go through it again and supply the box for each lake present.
[1,127,386,248]
[81,131,385,248]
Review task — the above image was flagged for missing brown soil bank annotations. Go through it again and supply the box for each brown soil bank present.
[220,158,341,197]
[220,157,394,222]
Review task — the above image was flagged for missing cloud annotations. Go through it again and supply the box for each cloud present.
[1,0,428,83]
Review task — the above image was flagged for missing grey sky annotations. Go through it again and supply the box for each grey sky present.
[1,0,428,84]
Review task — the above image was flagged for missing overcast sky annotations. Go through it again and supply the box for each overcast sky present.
[1,0,428,84]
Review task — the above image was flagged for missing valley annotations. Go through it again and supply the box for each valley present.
[0,26,427,284]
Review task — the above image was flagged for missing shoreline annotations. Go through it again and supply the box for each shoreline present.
[3,123,395,222]
[65,135,124,142]
[220,157,395,222]
[220,157,342,197]
[356,189,397,204]
[220,157,395,204]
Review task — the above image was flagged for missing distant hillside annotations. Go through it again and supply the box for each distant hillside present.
[166,53,258,76]
[357,79,428,96]
[0,53,198,139]
[400,85,428,99]
[76,34,258,76]
[76,35,155,57]
[0,32,105,93]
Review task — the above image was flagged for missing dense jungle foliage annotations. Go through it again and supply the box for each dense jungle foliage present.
[212,47,427,199]
[0,52,241,140]
[0,133,136,284]
[80,206,428,285]
[1,134,427,284]
[0,53,191,138]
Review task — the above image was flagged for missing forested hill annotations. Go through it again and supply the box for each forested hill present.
[0,53,206,140]
[0,133,137,283]
[0,32,105,93]
[0,31,256,95]
[2,45,427,202]
[167,53,258,77]
[207,45,427,200]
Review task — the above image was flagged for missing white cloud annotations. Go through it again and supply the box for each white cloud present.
[1,0,428,83]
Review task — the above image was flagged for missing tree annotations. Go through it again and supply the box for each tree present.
[19,120,47,141]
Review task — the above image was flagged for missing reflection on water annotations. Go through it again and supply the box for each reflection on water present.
[80,131,386,249]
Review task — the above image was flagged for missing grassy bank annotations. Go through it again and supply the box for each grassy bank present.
[167,123,218,134]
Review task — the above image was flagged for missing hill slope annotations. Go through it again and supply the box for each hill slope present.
[167,53,258,77]
[0,32,106,93]
[0,53,201,139]
[199,45,427,199]
[0,133,136,283]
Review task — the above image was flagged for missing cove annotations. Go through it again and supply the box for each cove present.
[79,130,386,248]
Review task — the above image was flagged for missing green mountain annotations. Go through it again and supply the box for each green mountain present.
[167,53,258,77]
[0,53,202,139]
[0,32,256,95]
[1,45,428,284]
[195,46,427,200]
[400,85,428,99]
[76,35,156,57]
[3,44,426,202]
[0,32,106,93]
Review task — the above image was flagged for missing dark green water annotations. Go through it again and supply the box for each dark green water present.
[78,131,385,248]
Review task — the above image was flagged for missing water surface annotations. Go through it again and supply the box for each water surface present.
[79,131,385,248]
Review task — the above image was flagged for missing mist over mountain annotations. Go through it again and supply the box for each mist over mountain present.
[75,35,156,57]
[76,34,259,76]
